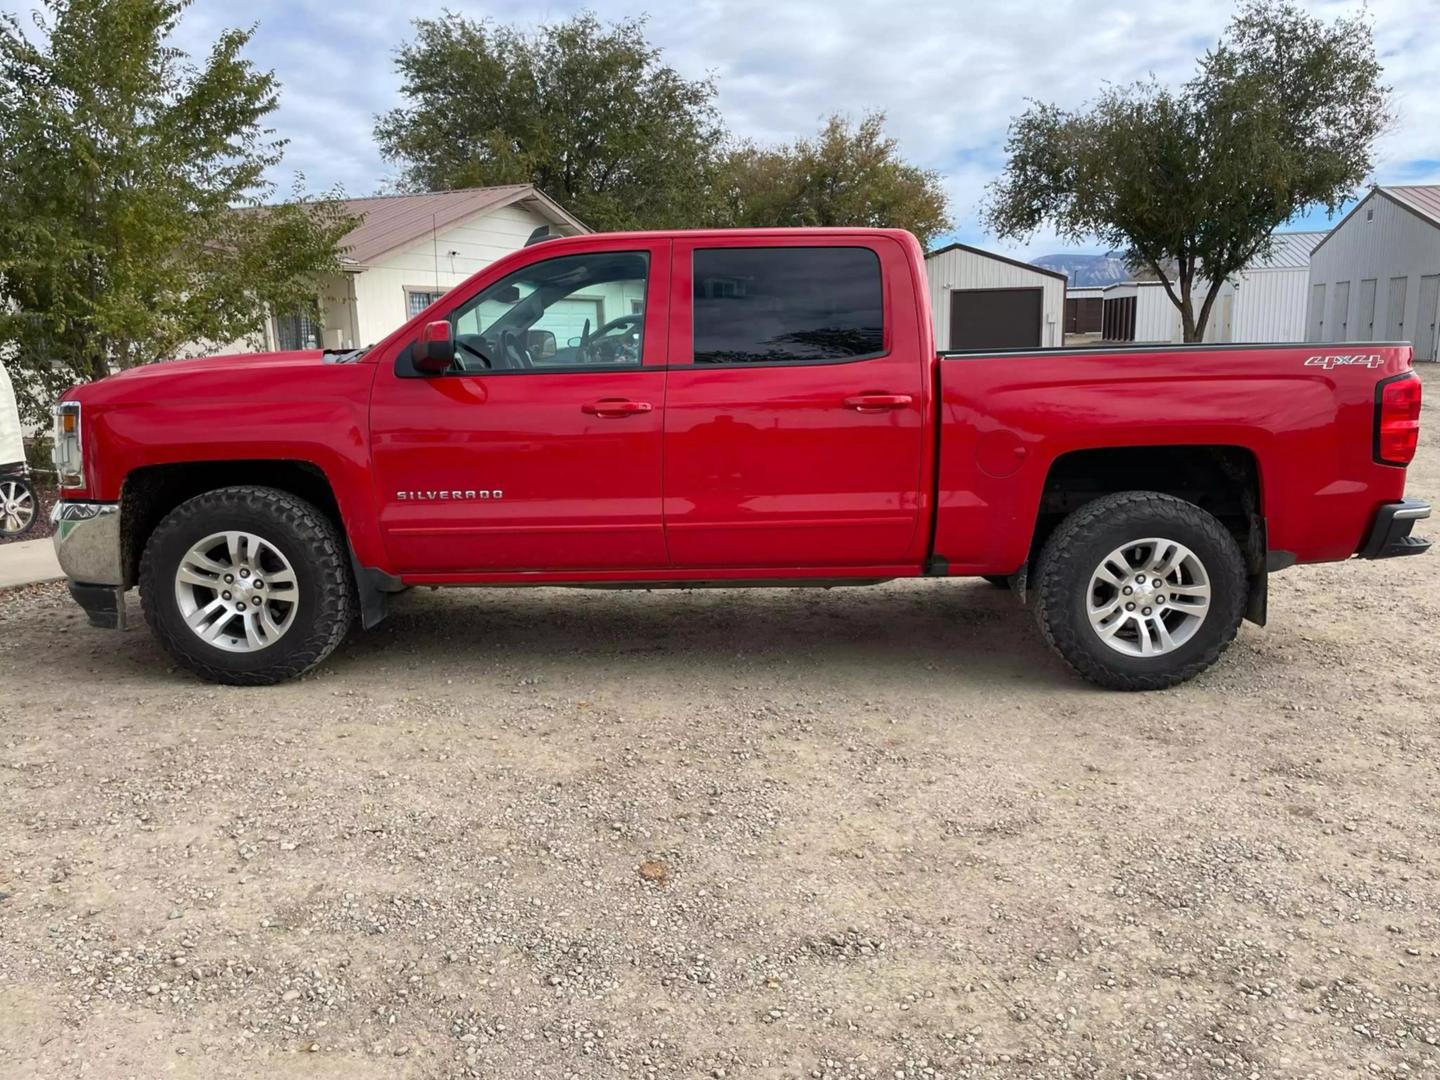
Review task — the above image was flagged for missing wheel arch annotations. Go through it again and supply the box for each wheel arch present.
[119,459,345,588]
[1026,444,1268,624]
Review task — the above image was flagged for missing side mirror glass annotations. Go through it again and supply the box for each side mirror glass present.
[415,320,453,374]
[566,336,582,349]
[528,330,557,359]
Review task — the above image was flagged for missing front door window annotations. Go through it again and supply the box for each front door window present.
[445,252,650,372]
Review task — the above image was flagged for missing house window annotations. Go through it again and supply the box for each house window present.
[406,289,445,319]
[275,310,320,351]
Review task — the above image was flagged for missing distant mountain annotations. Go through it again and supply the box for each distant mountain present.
[1032,252,1133,287]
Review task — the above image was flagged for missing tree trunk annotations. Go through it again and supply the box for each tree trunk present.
[1180,296,1199,342]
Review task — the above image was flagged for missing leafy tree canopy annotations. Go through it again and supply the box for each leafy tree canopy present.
[375,15,950,243]
[718,113,953,249]
[375,12,724,232]
[0,0,355,426]
[985,0,1389,341]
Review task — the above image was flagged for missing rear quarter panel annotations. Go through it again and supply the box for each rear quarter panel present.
[934,344,1414,573]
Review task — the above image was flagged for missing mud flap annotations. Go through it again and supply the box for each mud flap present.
[347,547,406,630]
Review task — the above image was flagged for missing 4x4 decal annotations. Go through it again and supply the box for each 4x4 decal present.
[1304,354,1383,370]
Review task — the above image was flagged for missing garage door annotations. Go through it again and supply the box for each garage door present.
[948,288,1043,350]
[537,297,605,346]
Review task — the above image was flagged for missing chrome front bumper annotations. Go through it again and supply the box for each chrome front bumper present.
[51,501,124,585]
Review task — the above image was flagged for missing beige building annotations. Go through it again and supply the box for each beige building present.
[200,185,589,356]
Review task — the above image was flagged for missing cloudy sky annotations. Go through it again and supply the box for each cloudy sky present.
[169,0,1440,259]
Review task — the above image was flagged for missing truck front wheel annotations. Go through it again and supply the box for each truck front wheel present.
[139,486,354,685]
[1034,491,1246,691]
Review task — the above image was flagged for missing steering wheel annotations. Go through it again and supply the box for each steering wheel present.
[500,329,532,369]
[453,335,492,371]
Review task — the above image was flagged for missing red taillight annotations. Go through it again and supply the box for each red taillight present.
[1375,373,1421,466]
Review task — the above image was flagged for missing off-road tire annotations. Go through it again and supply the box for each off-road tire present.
[140,486,353,685]
[1034,491,1246,691]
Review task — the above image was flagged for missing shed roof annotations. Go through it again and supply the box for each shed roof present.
[1253,231,1326,270]
[334,185,589,266]
[924,242,1069,282]
[1312,185,1440,256]
[1385,185,1440,229]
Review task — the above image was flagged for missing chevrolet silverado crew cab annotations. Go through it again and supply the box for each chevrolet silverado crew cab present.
[50,228,1430,690]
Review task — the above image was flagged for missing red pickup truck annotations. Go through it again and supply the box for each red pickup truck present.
[50,228,1429,689]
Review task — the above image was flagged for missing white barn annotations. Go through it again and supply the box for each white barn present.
[1308,185,1440,361]
[925,244,1066,350]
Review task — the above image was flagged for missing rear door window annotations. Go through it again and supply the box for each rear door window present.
[691,247,884,365]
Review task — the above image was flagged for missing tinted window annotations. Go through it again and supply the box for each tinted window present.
[692,247,884,365]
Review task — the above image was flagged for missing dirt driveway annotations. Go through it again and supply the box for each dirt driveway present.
[2,371,1437,1080]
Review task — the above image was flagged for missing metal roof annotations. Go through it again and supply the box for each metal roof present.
[924,242,1069,281]
[1384,185,1440,229]
[1250,231,1327,270]
[1311,185,1440,256]
[334,185,589,265]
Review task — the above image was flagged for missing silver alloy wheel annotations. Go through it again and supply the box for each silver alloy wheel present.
[0,479,35,535]
[1086,537,1211,657]
[173,531,299,653]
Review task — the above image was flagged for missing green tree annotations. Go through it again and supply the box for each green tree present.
[0,0,355,426]
[719,113,953,248]
[985,0,1389,342]
[375,12,724,232]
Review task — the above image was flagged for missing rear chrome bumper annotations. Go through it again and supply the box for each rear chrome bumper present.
[1358,498,1432,559]
[51,500,124,585]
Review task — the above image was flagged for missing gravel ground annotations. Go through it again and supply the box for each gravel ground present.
[1,369,1437,1079]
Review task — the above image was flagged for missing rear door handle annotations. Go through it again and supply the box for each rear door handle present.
[844,393,913,412]
[582,399,653,418]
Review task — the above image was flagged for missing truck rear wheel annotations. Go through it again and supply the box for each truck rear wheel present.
[139,486,353,685]
[1034,491,1246,691]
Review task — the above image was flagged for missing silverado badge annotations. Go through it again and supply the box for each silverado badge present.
[396,490,503,501]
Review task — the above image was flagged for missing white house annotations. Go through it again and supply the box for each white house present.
[1308,185,1440,361]
[201,184,589,356]
[925,243,1066,350]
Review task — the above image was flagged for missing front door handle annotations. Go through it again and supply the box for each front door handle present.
[582,399,654,418]
[844,393,913,412]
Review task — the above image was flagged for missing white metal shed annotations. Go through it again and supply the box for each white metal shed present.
[925,243,1066,350]
[1101,281,1181,343]
[1308,186,1440,361]
[1201,232,1322,344]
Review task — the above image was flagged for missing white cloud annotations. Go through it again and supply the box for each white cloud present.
[169,0,1440,258]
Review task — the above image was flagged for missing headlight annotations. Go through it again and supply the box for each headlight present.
[53,401,84,488]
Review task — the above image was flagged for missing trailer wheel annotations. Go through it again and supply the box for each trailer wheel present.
[1034,491,1246,691]
[0,474,38,537]
[140,486,353,685]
